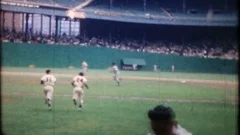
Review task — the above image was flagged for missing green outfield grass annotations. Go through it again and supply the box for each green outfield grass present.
[2,94,237,135]
[1,67,238,135]
[2,76,237,101]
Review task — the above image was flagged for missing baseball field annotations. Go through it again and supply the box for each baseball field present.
[1,67,238,135]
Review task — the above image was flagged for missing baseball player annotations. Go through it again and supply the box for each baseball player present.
[171,65,175,72]
[133,64,137,70]
[40,69,56,111]
[147,104,192,135]
[71,72,89,111]
[111,62,120,86]
[153,65,158,72]
[82,61,88,74]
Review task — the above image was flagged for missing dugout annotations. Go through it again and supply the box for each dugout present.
[121,58,146,70]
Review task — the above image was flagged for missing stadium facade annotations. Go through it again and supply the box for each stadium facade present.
[0,0,238,34]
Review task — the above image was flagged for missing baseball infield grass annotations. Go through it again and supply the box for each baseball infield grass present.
[1,67,238,135]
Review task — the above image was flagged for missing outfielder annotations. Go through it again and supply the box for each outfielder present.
[40,70,56,111]
[153,65,158,72]
[111,62,120,86]
[82,61,88,74]
[171,65,175,72]
[71,72,89,111]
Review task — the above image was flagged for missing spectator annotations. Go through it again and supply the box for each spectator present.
[0,28,237,60]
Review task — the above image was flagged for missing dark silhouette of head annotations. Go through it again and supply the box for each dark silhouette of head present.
[148,105,177,135]
[112,62,116,66]
[46,70,51,74]
[79,72,84,76]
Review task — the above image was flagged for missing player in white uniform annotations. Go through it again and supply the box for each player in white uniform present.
[172,65,175,72]
[147,105,192,135]
[133,64,137,70]
[112,62,120,86]
[82,61,88,74]
[71,72,89,111]
[153,65,158,72]
[40,70,56,111]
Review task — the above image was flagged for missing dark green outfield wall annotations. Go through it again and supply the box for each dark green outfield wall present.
[1,43,237,74]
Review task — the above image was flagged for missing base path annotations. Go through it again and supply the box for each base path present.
[1,71,237,90]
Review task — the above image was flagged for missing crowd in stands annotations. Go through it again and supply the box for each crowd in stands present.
[1,28,238,60]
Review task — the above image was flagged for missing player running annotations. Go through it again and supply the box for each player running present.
[40,69,56,111]
[111,62,120,86]
[71,72,89,111]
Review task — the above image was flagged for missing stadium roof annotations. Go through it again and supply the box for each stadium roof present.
[1,0,237,27]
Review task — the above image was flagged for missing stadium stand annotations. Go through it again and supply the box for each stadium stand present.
[82,0,237,24]
[0,0,238,60]
[1,27,238,60]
